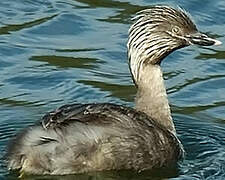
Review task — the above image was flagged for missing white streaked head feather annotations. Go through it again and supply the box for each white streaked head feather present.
[127,6,197,85]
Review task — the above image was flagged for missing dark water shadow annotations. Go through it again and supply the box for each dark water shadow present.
[75,0,145,23]
[0,14,58,35]
[30,55,104,69]
[195,49,225,60]
[167,74,225,95]
[78,80,136,102]
[0,94,44,107]
[0,98,43,108]
[172,102,225,115]
[55,48,104,53]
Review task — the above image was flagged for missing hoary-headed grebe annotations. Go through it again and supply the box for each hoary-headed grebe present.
[6,5,221,175]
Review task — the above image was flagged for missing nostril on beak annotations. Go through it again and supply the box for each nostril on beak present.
[187,33,222,46]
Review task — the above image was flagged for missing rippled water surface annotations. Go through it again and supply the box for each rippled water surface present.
[0,0,225,179]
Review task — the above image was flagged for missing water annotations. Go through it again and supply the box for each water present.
[0,0,225,179]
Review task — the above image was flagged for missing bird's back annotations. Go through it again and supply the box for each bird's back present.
[6,103,183,175]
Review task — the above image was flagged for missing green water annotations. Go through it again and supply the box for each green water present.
[0,0,225,179]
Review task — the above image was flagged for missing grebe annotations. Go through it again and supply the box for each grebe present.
[6,5,221,175]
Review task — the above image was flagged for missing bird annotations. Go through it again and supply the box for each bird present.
[6,5,221,176]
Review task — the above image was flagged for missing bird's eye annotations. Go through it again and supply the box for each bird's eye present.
[172,26,180,34]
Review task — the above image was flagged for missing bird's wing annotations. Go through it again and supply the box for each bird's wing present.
[40,103,150,129]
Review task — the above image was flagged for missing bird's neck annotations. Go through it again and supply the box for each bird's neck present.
[135,64,175,133]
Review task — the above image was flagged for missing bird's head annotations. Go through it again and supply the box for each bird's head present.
[127,5,221,84]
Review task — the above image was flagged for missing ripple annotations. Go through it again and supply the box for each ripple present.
[174,114,225,179]
[75,0,145,23]
[196,49,225,60]
[30,55,103,69]
[78,80,136,102]
[0,14,58,35]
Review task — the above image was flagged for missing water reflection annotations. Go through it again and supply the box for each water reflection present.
[0,14,57,35]
[169,74,225,95]
[56,48,104,53]
[0,95,42,107]
[75,0,144,23]
[196,49,225,60]
[174,114,225,179]
[172,101,225,115]
[78,80,136,102]
[30,56,103,69]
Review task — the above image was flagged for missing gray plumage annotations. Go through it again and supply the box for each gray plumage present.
[7,103,183,175]
[6,5,221,176]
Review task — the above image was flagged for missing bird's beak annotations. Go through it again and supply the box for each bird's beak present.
[186,32,222,46]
